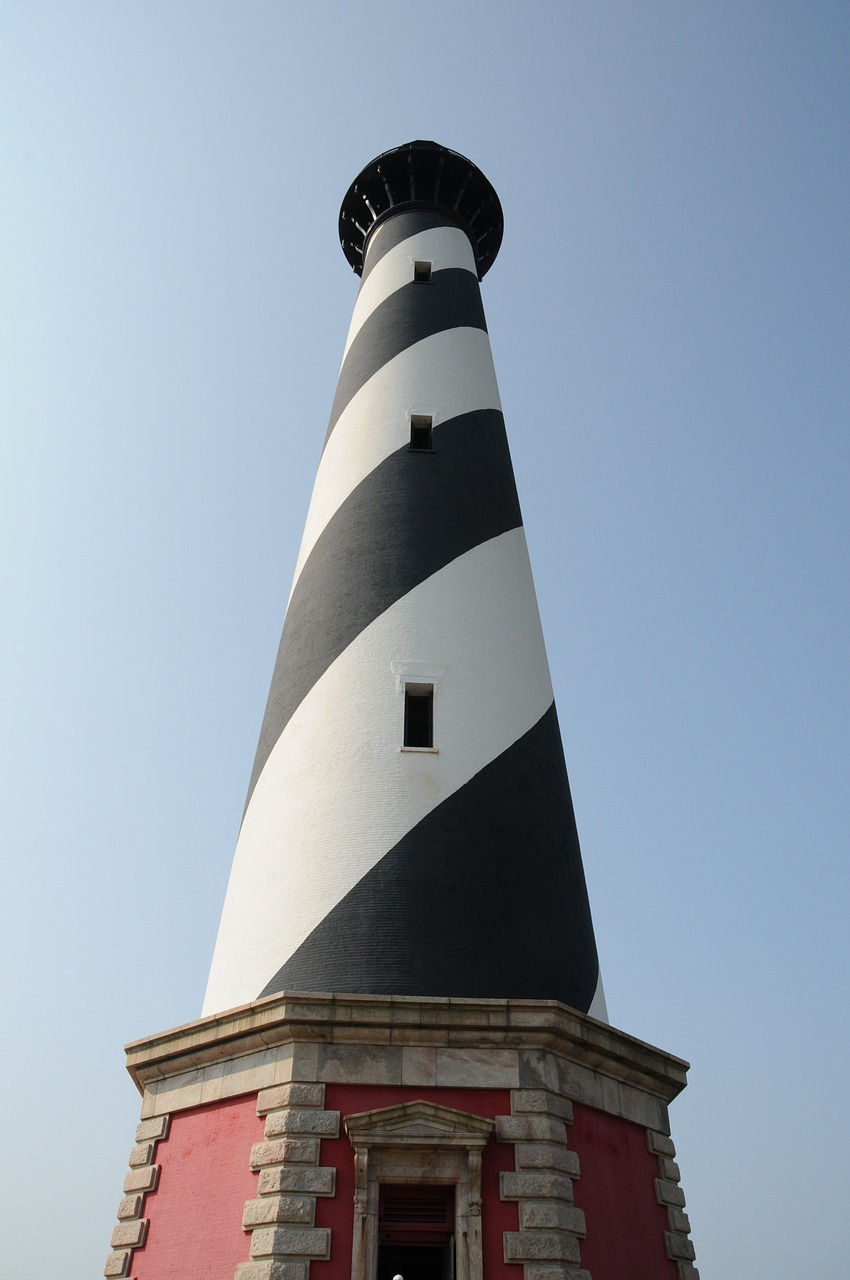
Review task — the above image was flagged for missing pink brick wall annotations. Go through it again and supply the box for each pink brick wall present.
[571,1104,677,1279]
[131,1095,264,1279]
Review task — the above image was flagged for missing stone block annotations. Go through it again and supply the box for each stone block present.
[665,1232,696,1262]
[243,1196,315,1228]
[655,1178,686,1209]
[514,1143,579,1175]
[503,1230,581,1264]
[496,1115,567,1144]
[517,1050,559,1092]
[116,1194,142,1220]
[128,1142,154,1167]
[402,1046,437,1086]
[676,1264,701,1280]
[658,1157,681,1182]
[123,1165,159,1194]
[139,1048,288,1118]
[258,1166,336,1197]
[647,1130,676,1158]
[500,1171,576,1202]
[317,1043,402,1085]
[290,1041,319,1083]
[436,1048,519,1088]
[201,1049,286,1105]
[249,1226,331,1260]
[600,1074,621,1116]
[135,1115,169,1143]
[139,1087,164,1120]
[251,1138,321,1168]
[519,1201,586,1235]
[265,1109,340,1139]
[510,1090,573,1122]
[554,1060,604,1109]
[617,1082,668,1132]
[110,1219,148,1249]
[524,1267,592,1280]
[141,1069,204,1116]
[667,1206,691,1235]
[235,1262,309,1280]
[258,1083,326,1114]
[103,1250,130,1278]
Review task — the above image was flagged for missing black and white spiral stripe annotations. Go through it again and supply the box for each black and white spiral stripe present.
[203,209,605,1020]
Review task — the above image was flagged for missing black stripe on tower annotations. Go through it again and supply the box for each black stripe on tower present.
[324,267,487,445]
[259,703,601,1013]
[245,408,522,811]
[358,209,460,282]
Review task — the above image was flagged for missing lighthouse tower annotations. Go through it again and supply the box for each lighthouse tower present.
[104,143,699,1280]
[203,141,605,1023]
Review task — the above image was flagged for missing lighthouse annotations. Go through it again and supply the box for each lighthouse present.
[203,141,605,1023]
[105,143,699,1280]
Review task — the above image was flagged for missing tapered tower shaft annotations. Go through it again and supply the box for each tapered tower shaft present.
[204,141,605,1021]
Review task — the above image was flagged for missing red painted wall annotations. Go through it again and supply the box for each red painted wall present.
[570,1105,676,1280]
[131,1095,264,1280]
[127,1083,675,1279]
[312,1084,518,1280]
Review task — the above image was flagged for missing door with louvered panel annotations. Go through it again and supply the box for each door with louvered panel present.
[377,1185,455,1280]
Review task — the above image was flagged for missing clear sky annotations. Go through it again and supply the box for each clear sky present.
[2,3,848,1276]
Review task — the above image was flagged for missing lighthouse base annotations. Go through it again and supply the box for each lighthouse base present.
[104,994,699,1280]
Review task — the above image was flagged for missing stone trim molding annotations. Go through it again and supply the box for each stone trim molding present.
[498,1089,588,1278]
[649,1129,700,1280]
[126,994,689,1107]
[103,1114,169,1277]
[344,1100,494,1280]
[236,1082,338,1280]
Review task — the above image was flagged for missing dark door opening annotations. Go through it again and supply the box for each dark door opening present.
[378,1185,454,1280]
[377,1243,452,1280]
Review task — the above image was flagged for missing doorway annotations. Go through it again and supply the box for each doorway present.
[377,1185,455,1280]
[377,1243,453,1280]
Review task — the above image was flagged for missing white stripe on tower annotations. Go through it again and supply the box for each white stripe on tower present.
[203,143,606,1022]
[291,322,501,596]
[207,528,552,1014]
[341,224,475,361]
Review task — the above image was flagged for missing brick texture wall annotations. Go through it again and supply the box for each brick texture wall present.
[570,1103,678,1279]
[130,1095,265,1280]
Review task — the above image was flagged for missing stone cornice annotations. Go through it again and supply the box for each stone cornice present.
[125,992,689,1103]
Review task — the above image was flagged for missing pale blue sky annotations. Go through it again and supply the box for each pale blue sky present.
[2,3,849,1276]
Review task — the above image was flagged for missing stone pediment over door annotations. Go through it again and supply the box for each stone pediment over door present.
[344,1101,495,1280]
[345,1099,495,1149]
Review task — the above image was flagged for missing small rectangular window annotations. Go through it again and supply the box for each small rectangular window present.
[404,683,434,748]
[409,415,433,451]
[413,260,432,282]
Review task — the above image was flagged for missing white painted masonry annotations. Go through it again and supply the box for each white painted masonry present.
[290,326,502,595]
[204,189,606,1023]
[203,527,554,1015]
[342,224,476,361]
[289,223,496,594]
